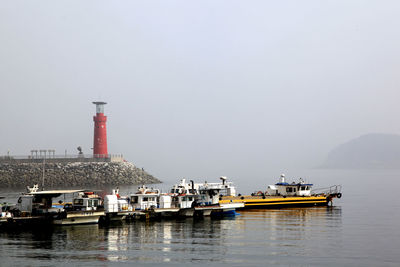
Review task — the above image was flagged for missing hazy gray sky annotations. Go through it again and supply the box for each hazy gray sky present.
[1,1,400,183]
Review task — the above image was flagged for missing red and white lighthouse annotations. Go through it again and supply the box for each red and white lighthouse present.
[93,101,108,158]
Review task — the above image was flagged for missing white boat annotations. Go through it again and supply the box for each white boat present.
[169,179,201,217]
[129,185,160,210]
[126,178,243,219]
[196,177,244,216]
[16,185,105,225]
[169,178,243,217]
[128,182,203,218]
[53,191,105,225]
[128,185,179,219]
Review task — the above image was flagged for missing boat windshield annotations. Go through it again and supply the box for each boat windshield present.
[88,199,99,207]
[73,199,84,206]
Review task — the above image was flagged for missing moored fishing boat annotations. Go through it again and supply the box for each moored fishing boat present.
[53,191,105,225]
[219,174,342,209]
[169,179,199,217]
[10,185,105,226]
[128,185,179,219]
[196,177,244,216]
[166,177,244,217]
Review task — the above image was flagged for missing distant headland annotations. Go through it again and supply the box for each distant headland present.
[320,133,400,169]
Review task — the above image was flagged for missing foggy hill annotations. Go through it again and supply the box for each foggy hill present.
[321,133,400,169]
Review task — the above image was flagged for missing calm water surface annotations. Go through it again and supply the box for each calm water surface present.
[1,170,399,266]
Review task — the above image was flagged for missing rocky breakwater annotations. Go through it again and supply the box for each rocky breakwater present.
[0,161,161,188]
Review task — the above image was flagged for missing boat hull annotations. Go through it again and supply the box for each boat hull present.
[178,208,194,217]
[0,216,52,230]
[220,196,329,209]
[153,208,180,218]
[53,211,104,225]
[102,212,130,222]
[194,207,213,217]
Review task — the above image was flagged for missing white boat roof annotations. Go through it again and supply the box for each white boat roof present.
[28,189,84,195]
[130,192,159,196]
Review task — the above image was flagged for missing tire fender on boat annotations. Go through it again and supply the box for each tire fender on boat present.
[337,193,342,199]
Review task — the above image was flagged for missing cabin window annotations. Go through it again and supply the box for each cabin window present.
[73,199,83,206]
[89,199,99,207]
[188,197,193,201]
[131,196,138,203]
[88,199,98,207]
[170,189,174,193]
[300,186,305,190]
[286,188,293,193]
[293,188,296,192]
[148,197,154,201]
[182,197,187,201]
[175,189,180,193]
[143,197,148,201]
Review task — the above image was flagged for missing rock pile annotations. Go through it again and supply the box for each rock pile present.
[0,161,161,188]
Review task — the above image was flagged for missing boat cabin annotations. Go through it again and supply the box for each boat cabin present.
[266,174,313,197]
[129,186,160,210]
[196,177,236,197]
[170,178,197,195]
[104,188,131,213]
[169,179,199,208]
[69,191,102,211]
[16,189,85,215]
[172,194,197,209]
[197,185,222,206]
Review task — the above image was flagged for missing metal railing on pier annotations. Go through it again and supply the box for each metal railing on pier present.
[0,154,124,163]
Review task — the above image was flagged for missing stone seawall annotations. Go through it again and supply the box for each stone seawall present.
[0,162,161,188]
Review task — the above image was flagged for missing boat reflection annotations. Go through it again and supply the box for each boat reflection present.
[100,218,228,263]
[0,207,342,264]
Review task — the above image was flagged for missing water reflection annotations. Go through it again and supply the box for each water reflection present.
[0,207,342,266]
[227,206,343,265]
[100,218,228,263]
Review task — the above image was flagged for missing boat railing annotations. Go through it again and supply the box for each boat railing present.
[311,185,342,196]
[199,182,235,190]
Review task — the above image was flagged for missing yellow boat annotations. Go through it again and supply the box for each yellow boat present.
[219,174,342,209]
